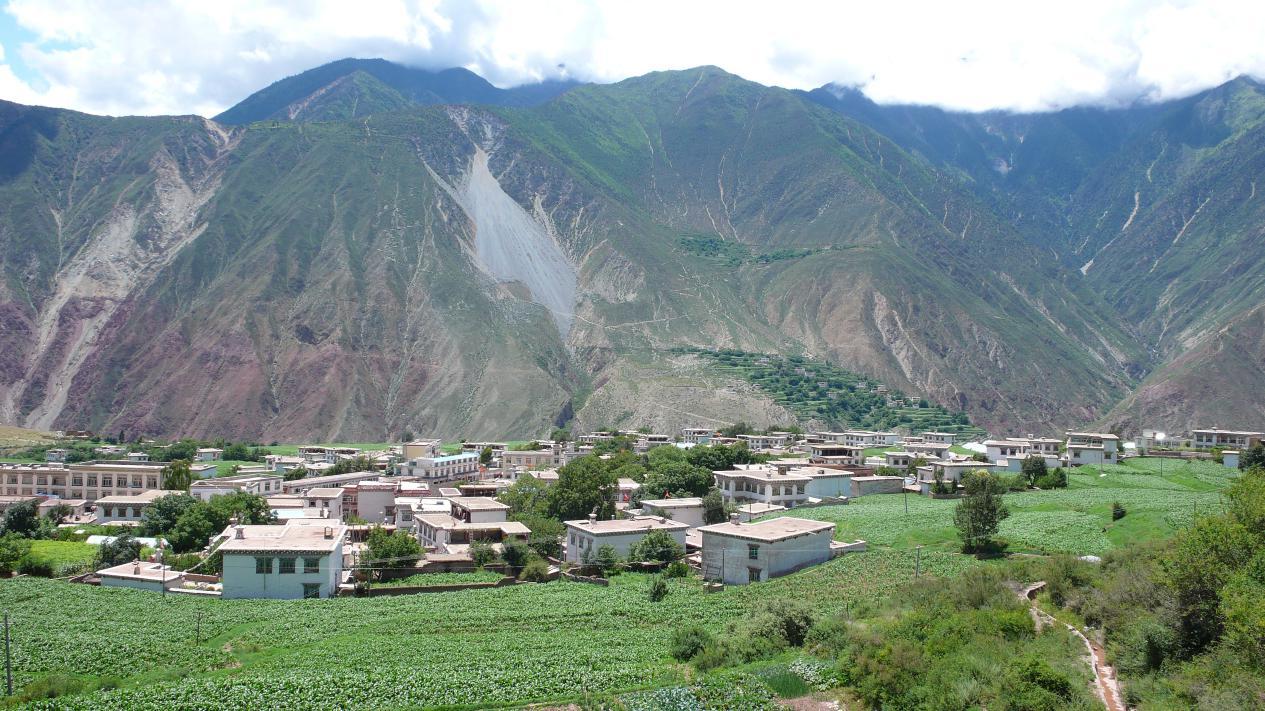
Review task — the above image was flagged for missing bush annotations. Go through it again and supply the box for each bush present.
[594,544,620,573]
[17,554,54,577]
[500,539,530,570]
[664,560,690,578]
[469,541,496,568]
[648,576,668,602]
[670,624,712,661]
[628,530,685,563]
[518,558,550,582]
[1112,502,1127,520]
[1034,468,1068,489]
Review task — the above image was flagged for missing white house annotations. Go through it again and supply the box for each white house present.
[395,452,480,482]
[807,443,864,466]
[190,473,283,501]
[126,452,150,462]
[698,515,837,584]
[217,520,345,599]
[45,449,69,463]
[194,448,223,462]
[1064,432,1119,466]
[563,515,689,564]
[98,560,184,593]
[713,468,811,508]
[1191,428,1264,450]
[920,432,957,445]
[737,433,790,451]
[96,490,183,524]
[639,497,706,528]
[795,466,853,499]
[681,428,714,445]
[983,439,1030,464]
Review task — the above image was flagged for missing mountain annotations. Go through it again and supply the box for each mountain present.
[2,59,1262,440]
[805,75,1265,433]
[214,58,579,124]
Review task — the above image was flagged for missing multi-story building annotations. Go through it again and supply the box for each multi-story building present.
[0,461,214,502]
[190,473,284,501]
[97,489,184,524]
[1064,432,1120,466]
[281,470,384,495]
[698,515,837,584]
[807,443,864,466]
[296,446,362,464]
[1191,428,1265,450]
[920,432,957,445]
[395,452,480,482]
[194,448,223,462]
[217,520,345,599]
[713,468,811,508]
[681,428,714,445]
[563,514,688,564]
[502,447,563,470]
[737,433,790,451]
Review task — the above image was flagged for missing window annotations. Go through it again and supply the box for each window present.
[747,544,760,560]
[255,557,272,574]
[302,583,321,599]
[302,557,321,574]
[279,557,296,574]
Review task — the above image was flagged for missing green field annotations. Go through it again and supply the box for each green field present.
[779,457,1235,555]
[27,541,97,574]
[0,457,1235,709]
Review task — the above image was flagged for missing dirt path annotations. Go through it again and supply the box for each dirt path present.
[1021,582,1125,711]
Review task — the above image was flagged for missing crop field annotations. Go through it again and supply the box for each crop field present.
[2,548,962,710]
[27,541,97,574]
[773,457,1236,555]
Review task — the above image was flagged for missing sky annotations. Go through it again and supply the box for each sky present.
[0,0,1263,117]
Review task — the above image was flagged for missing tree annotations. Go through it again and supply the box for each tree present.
[168,506,220,553]
[283,466,307,481]
[479,446,494,465]
[594,544,620,573]
[546,456,617,521]
[629,530,685,563]
[96,533,143,567]
[160,460,194,491]
[719,421,755,438]
[501,475,553,518]
[221,443,252,461]
[646,445,687,469]
[469,541,496,568]
[641,461,714,499]
[1240,444,1265,471]
[954,471,1010,552]
[702,488,731,524]
[208,492,274,526]
[325,456,375,476]
[0,534,31,576]
[140,493,200,537]
[1020,456,1048,486]
[687,443,758,471]
[1,500,40,538]
[365,527,423,576]
[648,575,668,602]
[514,513,564,559]
[43,503,73,526]
[501,539,531,570]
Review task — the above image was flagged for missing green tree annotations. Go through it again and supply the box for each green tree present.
[139,493,200,537]
[469,541,496,568]
[283,466,307,481]
[96,533,143,567]
[594,544,620,573]
[954,471,1010,552]
[1,500,40,538]
[1239,444,1265,471]
[701,488,731,524]
[208,492,274,526]
[641,461,714,499]
[629,530,685,563]
[479,446,493,465]
[365,527,423,572]
[648,575,669,602]
[42,503,72,525]
[167,506,220,553]
[160,460,195,491]
[1020,455,1048,486]
[501,475,553,518]
[514,513,564,559]
[546,456,617,521]
[0,534,32,575]
[500,539,531,570]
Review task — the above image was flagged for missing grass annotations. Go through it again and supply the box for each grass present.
[375,571,505,587]
[28,540,97,574]
[770,457,1237,555]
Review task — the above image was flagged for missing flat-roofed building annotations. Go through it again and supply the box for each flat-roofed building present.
[190,473,284,501]
[281,470,385,494]
[807,443,864,466]
[563,514,689,564]
[849,476,905,497]
[415,515,529,556]
[738,433,790,451]
[448,496,510,524]
[401,440,442,460]
[126,452,150,462]
[984,439,1030,464]
[217,520,345,599]
[699,515,837,584]
[0,460,216,503]
[885,451,916,468]
[264,455,307,473]
[681,428,714,445]
[0,495,40,514]
[921,432,957,445]
[97,490,184,524]
[1191,428,1265,450]
[735,502,787,522]
[906,442,952,460]
[45,448,69,463]
[195,448,223,462]
[39,498,88,520]
[1064,432,1120,466]
[713,468,811,508]
[502,448,562,470]
[395,452,480,482]
[792,466,853,499]
[634,434,672,453]
[639,497,706,528]
[98,560,184,593]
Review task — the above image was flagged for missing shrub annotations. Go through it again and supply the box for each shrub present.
[628,530,685,563]
[500,539,530,570]
[469,541,496,568]
[0,534,32,576]
[594,544,620,573]
[670,624,712,661]
[664,560,690,578]
[648,576,668,602]
[1035,468,1068,489]
[518,558,550,582]
[752,599,816,647]
[17,554,54,577]
[1112,502,1127,520]
[759,667,811,698]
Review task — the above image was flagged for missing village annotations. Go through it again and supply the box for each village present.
[0,424,1250,600]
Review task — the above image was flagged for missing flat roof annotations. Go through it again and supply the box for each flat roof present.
[713,468,811,482]
[640,497,704,508]
[303,488,344,498]
[698,517,834,542]
[1192,428,1265,436]
[1066,432,1120,440]
[736,502,787,514]
[849,476,905,482]
[98,561,180,582]
[449,496,510,511]
[564,516,689,536]
[97,490,183,505]
[216,521,344,554]
[787,466,851,478]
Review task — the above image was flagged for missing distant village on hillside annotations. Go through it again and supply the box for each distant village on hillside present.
[0,422,1251,600]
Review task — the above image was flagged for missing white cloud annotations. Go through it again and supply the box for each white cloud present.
[1,0,1264,116]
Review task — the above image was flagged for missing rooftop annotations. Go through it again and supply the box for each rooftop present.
[640,497,704,508]
[216,520,345,554]
[698,517,835,542]
[714,468,811,482]
[564,516,689,536]
[449,496,510,511]
[303,487,344,499]
[97,490,183,505]
[97,560,180,582]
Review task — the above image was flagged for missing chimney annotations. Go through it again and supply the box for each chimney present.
[729,512,741,525]
[324,526,334,539]
[587,513,596,525]
[234,524,244,539]
[132,559,140,575]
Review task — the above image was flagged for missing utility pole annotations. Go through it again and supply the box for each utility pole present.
[195,610,202,645]
[914,545,922,578]
[4,612,11,696]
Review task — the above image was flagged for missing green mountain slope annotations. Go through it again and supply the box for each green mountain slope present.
[1,63,1214,440]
